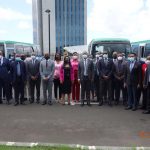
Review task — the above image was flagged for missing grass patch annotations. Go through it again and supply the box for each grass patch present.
[0,146,83,150]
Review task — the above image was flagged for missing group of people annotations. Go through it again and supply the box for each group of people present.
[0,50,150,114]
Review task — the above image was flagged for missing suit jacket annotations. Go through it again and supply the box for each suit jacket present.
[0,57,10,81]
[40,59,55,81]
[10,60,26,83]
[27,59,40,79]
[124,61,141,86]
[78,58,94,81]
[98,58,114,79]
[60,63,74,82]
[113,60,127,80]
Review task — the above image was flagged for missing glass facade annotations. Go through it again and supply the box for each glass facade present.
[55,0,85,52]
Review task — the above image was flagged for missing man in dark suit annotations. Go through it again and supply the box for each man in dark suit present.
[0,51,10,104]
[94,52,102,102]
[124,53,141,111]
[27,52,41,103]
[11,54,26,106]
[113,53,127,105]
[98,51,114,106]
[143,59,150,114]
[78,52,94,106]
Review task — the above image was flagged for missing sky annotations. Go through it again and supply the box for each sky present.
[0,0,150,44]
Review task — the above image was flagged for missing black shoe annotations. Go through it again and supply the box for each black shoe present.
[125,106,132,110]
[139,106,146,110]
[42,101,46,105]
[0,101,3,104]
[87,104,92,107]
[81,103,84,107]
[30,99,34,104]
[6,101,11,105]
[98,101,103,106]
[132,108,137,111]
[20,102,26,105]
[48,101,53,105]
[115,101,119,105]
[108,101,112,107]
[36,101,40,104]
[24,98,28,101]
[143,110,150,114]
[14,102,19,106]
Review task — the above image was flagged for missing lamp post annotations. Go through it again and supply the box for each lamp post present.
[45,9,51,55]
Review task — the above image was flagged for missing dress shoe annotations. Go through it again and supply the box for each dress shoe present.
[98,101,103,106]
[36,101,40,104]
[108,101,112,107]
[87,103,92,107]
[143,110,150,114]
[125,106,132,110]
[132,108,137,111]
[48,101,53,105]
[0,101,3,104]
[42,102,46,105]
[24,98,28,101]
[115,101,119,105]
[6,101,11,105]
[20,102,26,105]
[139,106,146,110]
[81,103,84,107]
[14,102,19,106]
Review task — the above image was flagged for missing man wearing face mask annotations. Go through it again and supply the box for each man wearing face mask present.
[27,52,41,104]
[113,53,127,105]
[94,52,102,102]
[124,53,141,111]
[40,53,55,105]
[78,51,94,106]
[98,51,114,106]
[11,54,26,106]
[112,52,118,102]
[0,51,10,104]
[71,52,80,103]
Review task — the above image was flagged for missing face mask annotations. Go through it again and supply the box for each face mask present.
[96,55,99,59]
[99,56,103,60]
[31,55,36,59]
[16,57,21,61]
[128,57,135,62]
[82,55,87,59]
[118,56,123,61]
[103,54,108,59]
[145,60,150,64]
[73,56,78,60]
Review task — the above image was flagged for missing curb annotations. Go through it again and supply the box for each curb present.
[0,141,150,150]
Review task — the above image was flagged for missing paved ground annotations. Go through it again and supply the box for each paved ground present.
[0,101,150,147]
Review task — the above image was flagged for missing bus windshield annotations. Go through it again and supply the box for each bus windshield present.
[91,42,131,58]
[145,43,150,57]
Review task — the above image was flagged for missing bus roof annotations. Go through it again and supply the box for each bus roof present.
[0,40,34,46]
[90,38,130,44]
[131,40,150,45]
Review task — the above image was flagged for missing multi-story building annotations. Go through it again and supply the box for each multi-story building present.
[32,0,87,55]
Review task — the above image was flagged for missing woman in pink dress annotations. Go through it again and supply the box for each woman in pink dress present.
[53,53,62,102]
[71,52,80,103]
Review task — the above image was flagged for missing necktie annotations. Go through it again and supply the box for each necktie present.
[46,60,48,68]
[84,59,87,75]
[130,62,133,72]
[17,62,21,76]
